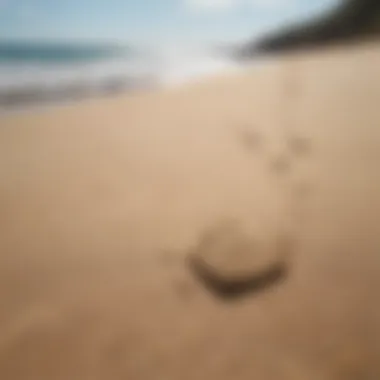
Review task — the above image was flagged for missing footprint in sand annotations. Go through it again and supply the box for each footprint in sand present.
[237,126,262,153]
[268,129,315,225]
[270,132,312,175]
[270,153,292,175]
[186,221,293,301]
[286,134,312,157]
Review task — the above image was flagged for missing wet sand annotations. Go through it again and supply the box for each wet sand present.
[0,41,380,379]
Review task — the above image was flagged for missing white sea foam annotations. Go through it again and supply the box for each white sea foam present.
[156,48,240,86]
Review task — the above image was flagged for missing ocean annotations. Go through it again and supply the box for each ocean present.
[0,41,240,112]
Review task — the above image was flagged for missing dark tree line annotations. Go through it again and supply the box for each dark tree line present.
[238,0,380,58]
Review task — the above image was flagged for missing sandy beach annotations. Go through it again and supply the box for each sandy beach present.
[0,41,380,379]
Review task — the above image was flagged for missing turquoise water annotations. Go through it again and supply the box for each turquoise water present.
[0,41,130,64]
[0,41,155,109]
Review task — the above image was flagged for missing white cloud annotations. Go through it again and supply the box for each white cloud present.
[185,0,297,11]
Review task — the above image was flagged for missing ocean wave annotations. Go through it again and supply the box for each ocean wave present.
[0,46,242,111]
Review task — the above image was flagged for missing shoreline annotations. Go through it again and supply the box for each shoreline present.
[0,74,158,114]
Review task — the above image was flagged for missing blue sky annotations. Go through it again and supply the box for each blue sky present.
[0,0,337,46]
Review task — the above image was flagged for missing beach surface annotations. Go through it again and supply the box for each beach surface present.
[0,41,380,379]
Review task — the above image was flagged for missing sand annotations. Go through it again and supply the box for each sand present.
[0,41,380,379]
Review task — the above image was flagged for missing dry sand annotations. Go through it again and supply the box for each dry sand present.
[0,41,380,379]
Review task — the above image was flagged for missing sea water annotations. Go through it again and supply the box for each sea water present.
[0,41,244,112]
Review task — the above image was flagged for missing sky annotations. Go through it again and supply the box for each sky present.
[0,0,338,47]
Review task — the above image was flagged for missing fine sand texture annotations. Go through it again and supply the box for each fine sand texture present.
[0,41,380,379]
